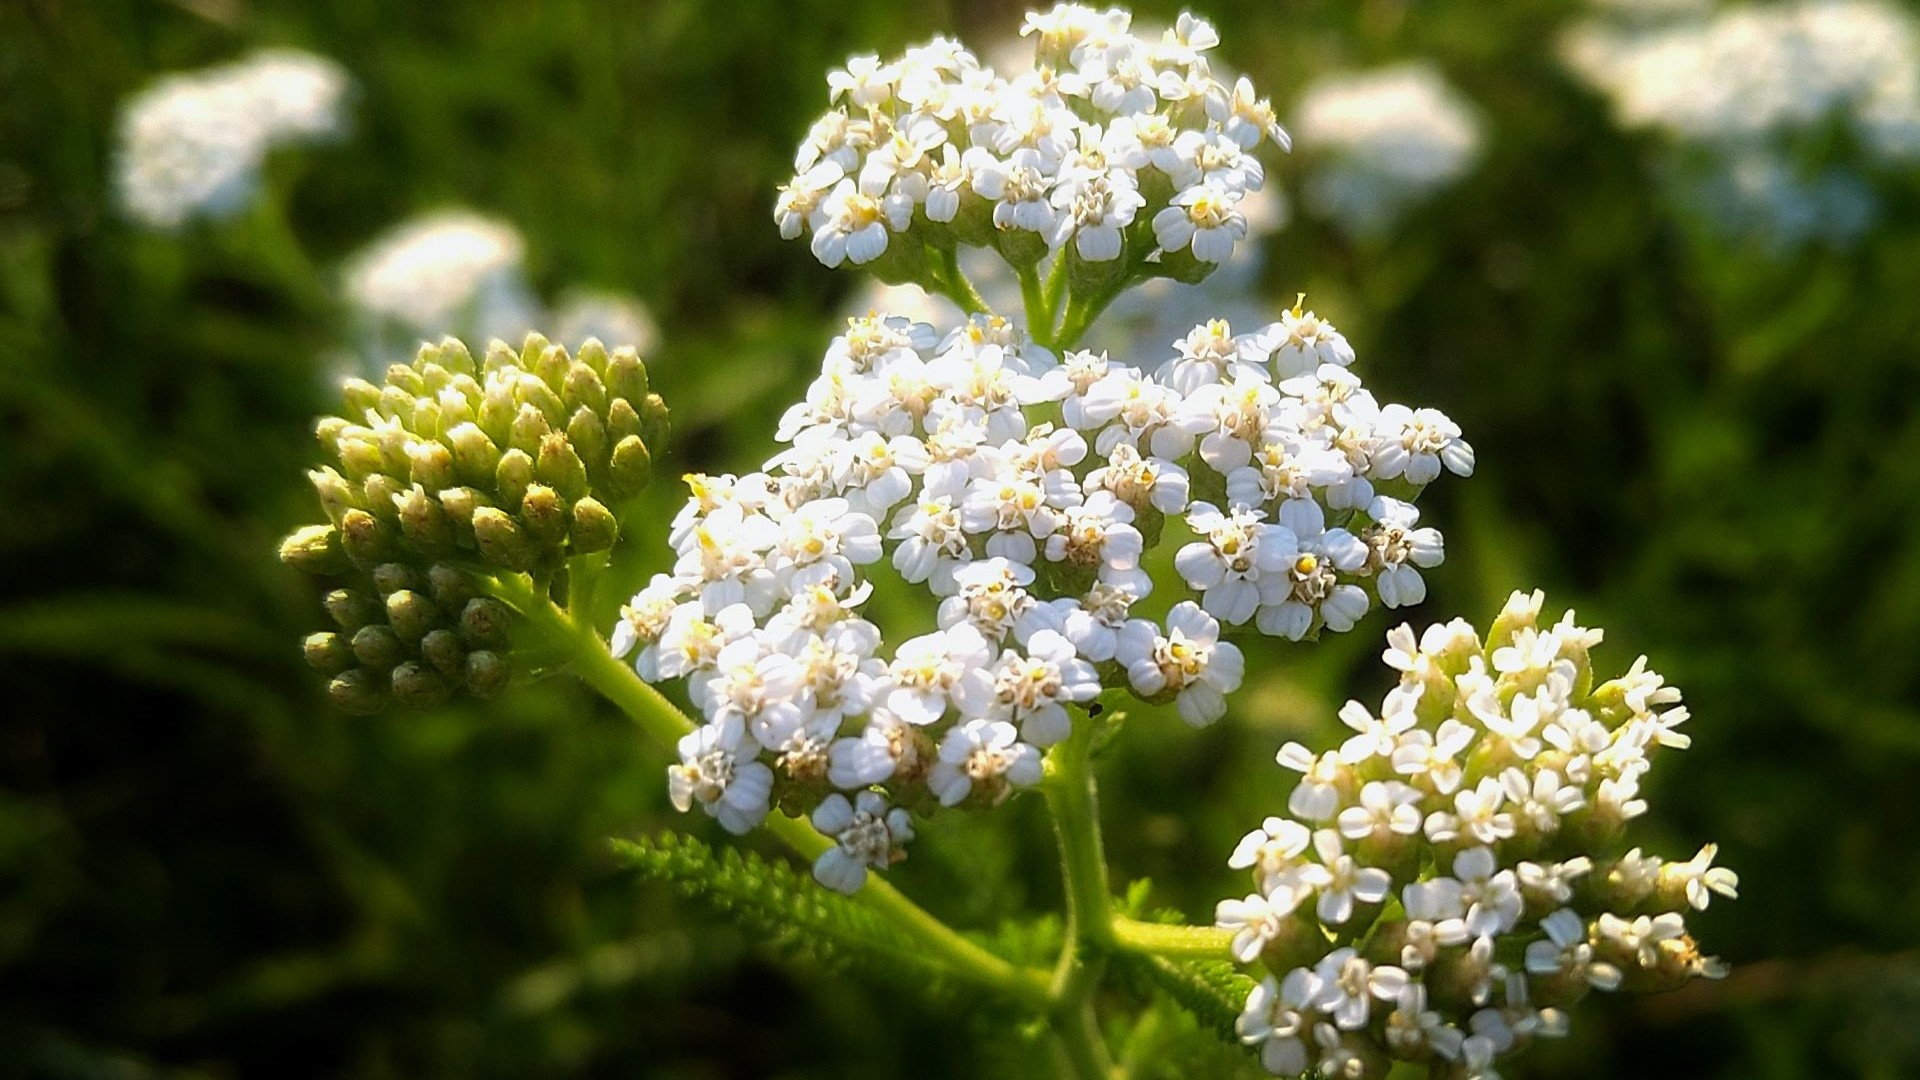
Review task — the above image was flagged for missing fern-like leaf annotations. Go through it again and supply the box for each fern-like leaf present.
[609,831,963,996]
[1110,952,1256,1040]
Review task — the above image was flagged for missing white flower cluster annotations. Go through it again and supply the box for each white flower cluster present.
[342,213,660,368]
[1292,63,1484,239]
[1218,591,1734,1079]
[114,49,352,229]
[1563,0,1920,245]
[776,4,1288,275]
[344,211,541,349]
[616,306,1471,893]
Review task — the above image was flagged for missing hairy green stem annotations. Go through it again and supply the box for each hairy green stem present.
[487,572,1048,1007]
[1041,255,1070,340]
[933,246,993,316]
[1017,260,1049,345]
[1044,718,1117,1077]
[1109,917,1234,960]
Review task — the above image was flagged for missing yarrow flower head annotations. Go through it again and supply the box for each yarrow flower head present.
[1292,63,1484,238]
[344,211,543,357]
[776,3,1291,298]
[1218,592,1733,1077]
[625,295,1470,889]
[114,49,352,229]
[1562,0,1920,247]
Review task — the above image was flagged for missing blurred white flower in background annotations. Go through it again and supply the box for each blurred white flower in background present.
[1292,63,1485,240]
[1563,0,1920,246]
[553,288,661,354]
[343,210,541,356]
[113,48,351,229]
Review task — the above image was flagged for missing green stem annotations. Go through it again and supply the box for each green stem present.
[1046,721,1113,950]
[932,246,992,316]
[1109,917,1235,960]
[1017,260,1049,345]
[1041,254,1069,340]
[1043,717,1116,1078]
[486,572,1049,1008]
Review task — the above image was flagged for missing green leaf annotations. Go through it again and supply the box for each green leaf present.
[1110,953,1256,1041]
[609,832,962,995]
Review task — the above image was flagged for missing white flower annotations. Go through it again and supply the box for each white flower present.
[1262,305,1355,379]
[1152,181,1251,262]
[1304,830,1392,926]
[1174,502,1295,625]
[343,212,538,344]
[1364,496,1445,608]
[1216,890,1303,964]
[927,718,1044,806]
[937,557,1038,642]
[811,791,915,894]
[1450,846,1524,938]
[114,49,350,228]
[1116,601,1245,725]
[1157,318,1269,395]
[1526,909,1623,992]
[1427,777,1517,847]
[1275,742,1350,822]
[1336,694,1419,764]
[1294,62,1484,237]
[667,725,773,835]
[1373,404,1475,484]
[880,626,996,725]
[1229,816,1314,884]
[1313,947,1407,1031]
[1335,781,1424,843]
[775,161,846,239]
[1237,969,1324,1077]
[987,629,1101,746]
[810,179,914,267]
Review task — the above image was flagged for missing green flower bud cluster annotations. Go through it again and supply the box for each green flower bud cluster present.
[282,332,667,711]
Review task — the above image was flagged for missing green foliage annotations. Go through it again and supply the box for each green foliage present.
[1110,952,1257,1042]
[610,832,969,997]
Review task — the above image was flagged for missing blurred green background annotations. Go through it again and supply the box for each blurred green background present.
[5,0,1920,1076]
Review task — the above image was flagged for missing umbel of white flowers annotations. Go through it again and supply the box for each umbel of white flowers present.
[114,49,351,229]
[1218,591,1734,1079]
[774,3,1290,296]
[614,303,1472,892]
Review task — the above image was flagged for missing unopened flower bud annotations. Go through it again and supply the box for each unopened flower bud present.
[350,624,404,669]
[394,485,453,556]
[566,406,607,477]
[369,562,419,596]
[515,374,566,428]
[604,396,642,443]
[464,649,510,698]
[563,360,607,415]
[328,668,387,714]
[324,588,381,631]
[604,346,649,405]
[494,449,535,513]
[419,628,467,675]
[406,439,457,492]
[444,422,499,486]
[472,506,537,571]
[575,337,611,375]
[337,436,387,481]
[427,564,476,610]
[638,393,670,453]
[519,483,570,547]
[433,336,475,376]
[508,402,551,457]
[535,433,590,501]
[279,524,348,575]
[459,597,513,649]
[339,509,395,566]
[384,589,440,643]
[303,631,356,674]
[308,468,359,526]
[570,496,618,553]
[435,486,491,546]
[391,660,451,708]
[533,340,571,391]
[606,434,653,499]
